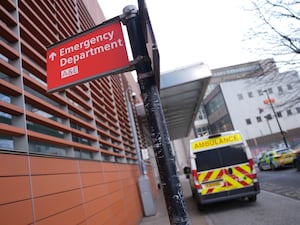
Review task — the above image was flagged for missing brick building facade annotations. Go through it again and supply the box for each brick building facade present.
[0,1,157,224]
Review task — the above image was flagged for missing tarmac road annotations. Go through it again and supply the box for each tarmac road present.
[257,167,300,200]
[202,190,300,225]
[140,170,300,225]
[198,167,300,225]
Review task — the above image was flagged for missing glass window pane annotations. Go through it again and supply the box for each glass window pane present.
[29,141,67,156]
[195,149,222,172]
[0,135,14,150]
[219,145,248,167]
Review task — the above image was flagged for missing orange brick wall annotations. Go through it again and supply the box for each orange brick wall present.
[0,153,158,225]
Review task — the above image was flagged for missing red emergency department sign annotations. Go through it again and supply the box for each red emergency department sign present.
[47,20,130,92]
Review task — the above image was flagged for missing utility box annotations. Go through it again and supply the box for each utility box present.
[138,175,156,216]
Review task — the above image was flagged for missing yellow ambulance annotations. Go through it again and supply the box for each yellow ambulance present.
[184,130,260,207]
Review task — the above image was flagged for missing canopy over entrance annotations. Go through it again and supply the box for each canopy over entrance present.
[136,63,211,140]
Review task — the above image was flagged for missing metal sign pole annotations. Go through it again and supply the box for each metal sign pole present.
[122,5,191,225]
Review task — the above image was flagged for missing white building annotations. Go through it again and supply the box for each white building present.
[195,59,300,151]
[172,59,300,168]
[221,71,300,141]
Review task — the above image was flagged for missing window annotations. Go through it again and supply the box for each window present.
[256,116,262,123]
[277,111,282,118]
[246,118,252,125]
[264,114,272,120]
[287,109,292,116]
[258,90,263,96]
[0,53,9,62]
[277,86,283,93]
[0,135,13,150]
[213,65,260,76]
[219,146,248,167]
[205,92,224,114]
[296,107,300,114]
[197,127,209,136]
[267,88,273,94]
[29,141,67,156]
[197,106,207,120]
[287,84,293,90]
[194,145,248,172]
[248,92,253,98]
[27,121,64,139]
[195,149,222,171]
[237,93,243,100]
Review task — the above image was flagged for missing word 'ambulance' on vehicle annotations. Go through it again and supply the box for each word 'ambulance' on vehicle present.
[184,131,260,207]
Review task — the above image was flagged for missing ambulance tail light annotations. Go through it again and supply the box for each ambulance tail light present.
[192,169,197,180]
[248,159,257,179]
[250,158,260,191]
[192,169,202,189]
[249,158,254,168]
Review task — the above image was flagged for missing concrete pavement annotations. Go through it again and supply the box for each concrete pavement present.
[138,189,170,225]
[139,175,209,225]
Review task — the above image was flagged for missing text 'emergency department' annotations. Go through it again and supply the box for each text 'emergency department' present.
[59,30,124,68]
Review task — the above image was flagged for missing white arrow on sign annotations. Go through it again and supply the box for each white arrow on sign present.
[49,52,57,61]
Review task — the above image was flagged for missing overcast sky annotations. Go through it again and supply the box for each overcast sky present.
[97,0,260,73]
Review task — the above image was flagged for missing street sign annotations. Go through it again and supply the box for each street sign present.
[47,18,130,92]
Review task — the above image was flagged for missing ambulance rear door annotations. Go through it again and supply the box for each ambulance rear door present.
[194,144,255,197]
[194,148,226,196]
[218,144,255,193]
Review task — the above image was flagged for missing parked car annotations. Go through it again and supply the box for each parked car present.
[254,152,265,165]
[258,148,295,171]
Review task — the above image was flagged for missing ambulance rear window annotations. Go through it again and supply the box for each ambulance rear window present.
[195,145,248,172]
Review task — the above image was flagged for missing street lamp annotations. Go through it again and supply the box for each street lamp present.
[263,90,289,148]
